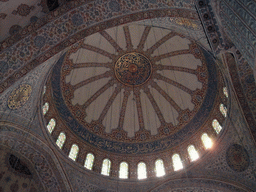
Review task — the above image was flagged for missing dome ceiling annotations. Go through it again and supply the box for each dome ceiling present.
[50,21,218,154]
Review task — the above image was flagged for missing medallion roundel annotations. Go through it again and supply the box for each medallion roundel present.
[115,52,152,86]
[226,144,250,172]
[8,84,32,110]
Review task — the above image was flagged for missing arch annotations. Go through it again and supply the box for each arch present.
[212,119,222,134]
[42,102,49,115]
[47,118,56,133]
[101,158,111,176]
[155,159,165,177]
[119,162,128,179]
[187,145,199,162]
[223,87,228,98]
[137,162,147,180]
[68,144,79,161]
[220,103,227,117]
[56,132,66,149]
[43,85,46,95]
[172,154,183,171]
[201,133,213,149]
[84,153,95,170]
[0,125,69,191]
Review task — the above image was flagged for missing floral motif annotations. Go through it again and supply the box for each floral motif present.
[12,4,35,17]
[9,25,22,36]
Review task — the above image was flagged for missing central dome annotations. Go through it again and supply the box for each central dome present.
[48,23,219,154]
[115,52,152,86]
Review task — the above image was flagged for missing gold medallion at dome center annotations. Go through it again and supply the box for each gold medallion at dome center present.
[114,52,152,86]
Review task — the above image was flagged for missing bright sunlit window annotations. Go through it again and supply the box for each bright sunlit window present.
[42,102,49,115]
[155,159,165,177]
[101,159,111,176]
[56,132,66,149]
[212,119,222,134]
[69,144,79,161]
[84,153,94,170]
[137,162,147,180]
[119,162,128,179]
[201,133,213,149]
[187,145,199,162]
[223,87,228,98]
[172,154,183,171]
[47,118,56,134]
[220,104,227,117]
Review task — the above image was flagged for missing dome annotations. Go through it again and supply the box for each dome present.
[1,0,256,190]
[43,21,227,177]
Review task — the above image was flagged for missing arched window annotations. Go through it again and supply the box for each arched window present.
[155,159,165,177]
[119,162,128,179]
[69,144,79,161]
[101,159,111,176]
[201,133,212,149]
[187,145,199,162]
[172,154,183,171]
[47,118,56,133]
[42,102,49,115]
[43,85,46,95]
[137,162,147,180]
[212,119,222,134]
[220,104,227,117]
[56,132,66,149]
[84,153,94,170]
[223,87,228,98]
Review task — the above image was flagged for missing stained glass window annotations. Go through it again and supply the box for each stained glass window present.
[172,154,183,171]
[119,162,128,179]
[155,159,165,177]
[42,102,49,115]
[220,104,227,117]
[101,159,111,176]
[47,118,56,134]
[43,85,46,95]
[56,132,66,149]
[212,119,222,134]
[223,87,228,98]
[187,145,199,162]
[84,153,94,170]
[201,133,212,149]
[137,162,147,180]
[69,144,79,161]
